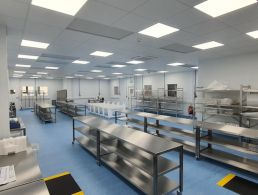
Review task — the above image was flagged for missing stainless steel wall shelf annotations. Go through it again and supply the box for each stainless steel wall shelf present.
[73,116,183,195]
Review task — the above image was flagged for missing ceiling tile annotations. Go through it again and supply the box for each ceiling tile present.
[133,0,189,20]
[27,6,74,28]
[0,0,28,19]
[176,0,204,7]
[112,13,154,32]
[23,20,64,43]
[96,0,146,12]
[164,8,210,29]
[231,19,258,33]
[183,19,229,36]
[77,0,128,25]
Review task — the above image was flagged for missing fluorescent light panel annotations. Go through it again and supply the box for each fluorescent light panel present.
[31,0,88,16]
[37,72,48,75]
[86,77,93,79]
[167,62,184,66]
[14,71,26,73]
[192,41,224,50]
[72,60,90,64]
[191,66,199,69]
[112,73,123,75]
[134,69,147,72]
[127,60,144,65]
[104,78,110,80]
[112,64,127,68]
[21,40,49,49]
[246,30,258,39]
[139,23,179,38]
[45,66,59,70]
[97,75,105,78]
[66,76,74,79]
[90,51,113,57]
[74,74,84,77]
[158,71,169,73]
[194,0,257,17]
[15,64,31,68]
[18,54,39,60]
[91,70,102,73]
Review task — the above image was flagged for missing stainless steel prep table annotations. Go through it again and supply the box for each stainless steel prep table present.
[35,102,56,123]
[0,148,42,192]
[0,180,49,195]
[73,116,183,195]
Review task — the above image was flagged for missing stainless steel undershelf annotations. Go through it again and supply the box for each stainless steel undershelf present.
[148,123,195,138]
[126,118,145,126]
[199,122,258,139]
[101,153,179,195]
[0,180,49,195]
[74,116,182,155]
[101,139,179,176]
[201,148,258,174]
[0,148,42,192]
[75,136,108,156]
[158,134,196,153]
[201,136,258,155]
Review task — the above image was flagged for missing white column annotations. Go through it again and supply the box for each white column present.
[0,24,10,138]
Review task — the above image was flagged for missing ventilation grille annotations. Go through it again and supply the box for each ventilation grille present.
[67,18,133,40]
[161,43,199,53]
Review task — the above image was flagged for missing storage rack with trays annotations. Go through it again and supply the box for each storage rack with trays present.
[194,88,241,126]
[10,117,26,136]
[56,101,86,117]
[130,88,184,117]
[35,102,56,123]
[195,121,258,174]
[73,116,184,195]
[240,85,258,128]
[115,111,197,154]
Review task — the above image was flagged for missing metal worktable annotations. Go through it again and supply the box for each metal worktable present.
[35,102,56,123]
[0,148,42,192]
[0,180,49,195]
[57,101,86,117]
[116,110,196,153]
[73,116,183,195]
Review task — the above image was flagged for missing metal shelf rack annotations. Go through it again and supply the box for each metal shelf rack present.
[73,116,183,195]
[130,89,184,117]
[116,111,196,154]
[56,101,86,117]
[196,121,258,174]
[35,102,56,123]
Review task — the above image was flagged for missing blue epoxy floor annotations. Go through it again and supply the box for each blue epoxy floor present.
[18,110,258,195]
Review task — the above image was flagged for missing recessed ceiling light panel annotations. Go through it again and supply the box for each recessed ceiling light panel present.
[15,64,31,68]
[134,69,147,72]
[14,71,26,74]
[21,40,49,49]
[192,41,224,50]
[72,60,90,64]
[139,23,179,38]
[45,66,59,70]
[246,30,258,39]
[97,75,105,78]
[31,0,88,16]
[91,70,102,73]
[194,0,257,17]
[18,54,39,60]
[37,72,48,75]
[90,51,113,57]
[158,71,169,73]
[112,72,123,75]
[111,64,127,68]
[127,60,144,65]
[167,62,185,66]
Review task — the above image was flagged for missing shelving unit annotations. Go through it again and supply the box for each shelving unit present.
[57,101,86,117]
[73,116,183,195]
[196,121,258,174]
[130,89,184,117]
[195,88,241,125]
[35,102,56,123]
[116,111,196,154]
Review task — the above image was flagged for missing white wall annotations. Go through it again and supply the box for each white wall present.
[63,79,110,100]
[198,52,258,89]
[110,71,196,103]
[9,78,63,106]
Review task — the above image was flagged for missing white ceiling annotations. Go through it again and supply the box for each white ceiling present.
[0,0,258,79]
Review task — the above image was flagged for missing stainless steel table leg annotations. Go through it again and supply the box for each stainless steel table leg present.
[153,155,158,195]
[144,117,148,133]
[96,130,101,166]
[72,119,75,144]
[179,146,183,193]
[195,127,200,159]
